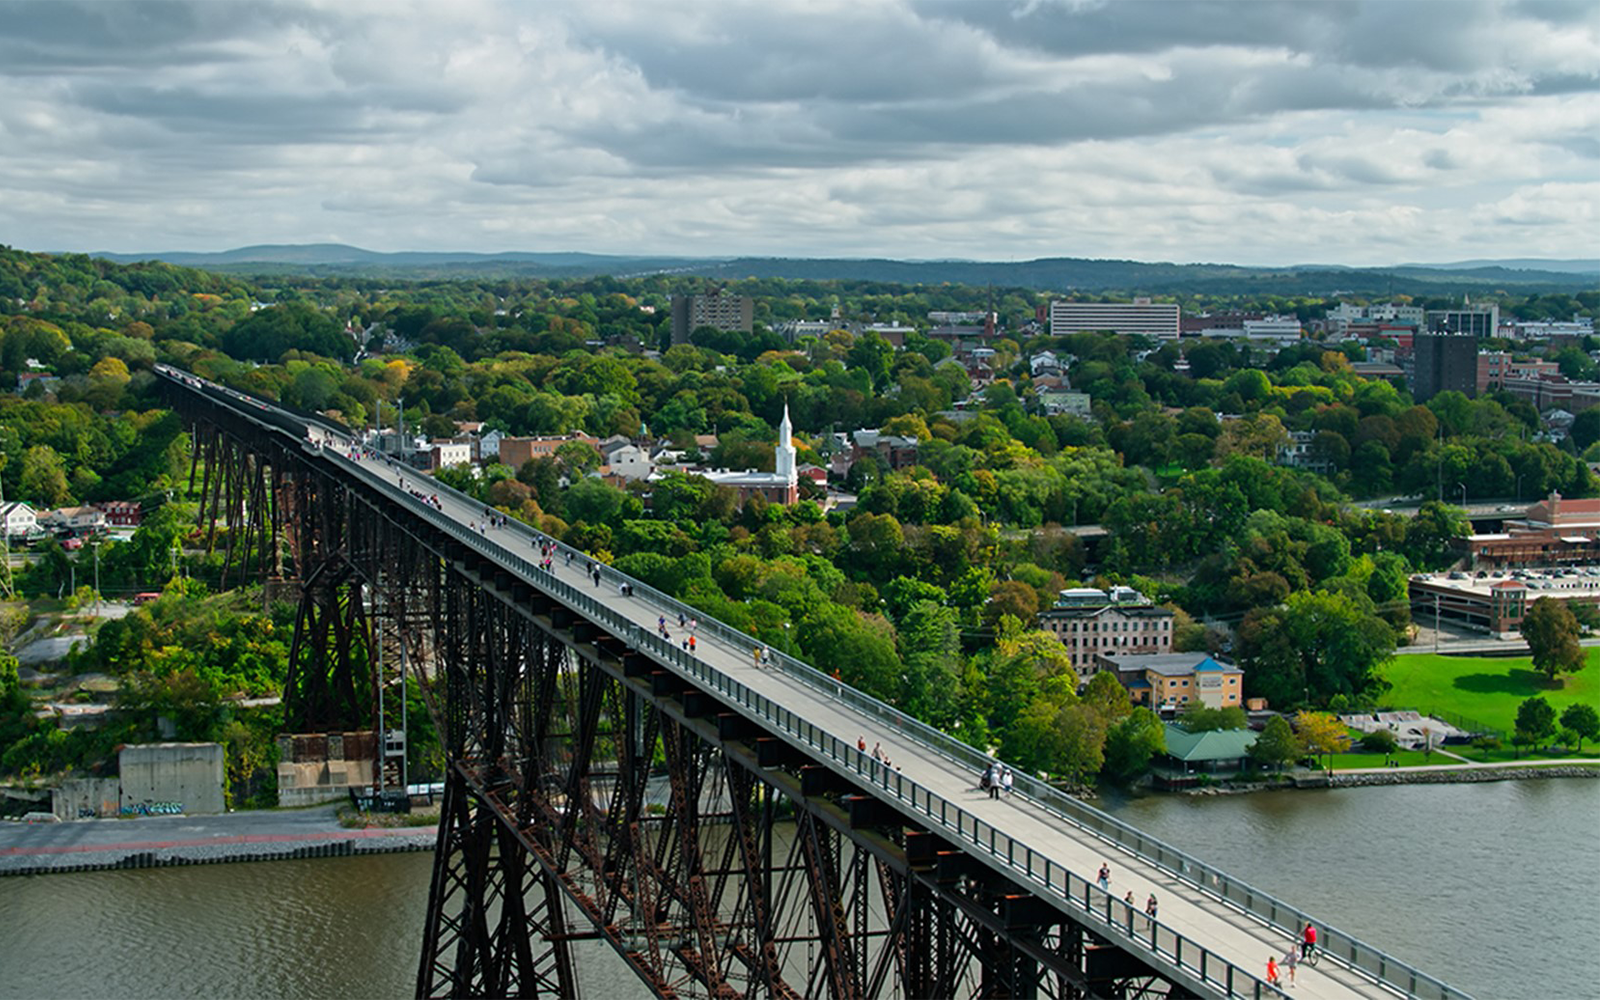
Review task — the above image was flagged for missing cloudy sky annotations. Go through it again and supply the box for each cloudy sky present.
[2,0,1597,265]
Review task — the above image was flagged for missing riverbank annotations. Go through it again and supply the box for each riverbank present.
[1331,762,1600,787]
[1164,758,1599,795]
[0,804,438,877]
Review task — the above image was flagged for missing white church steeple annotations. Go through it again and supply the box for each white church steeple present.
[775,403,797,485]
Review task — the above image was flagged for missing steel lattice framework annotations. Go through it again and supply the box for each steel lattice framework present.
[166,381,1197,1000]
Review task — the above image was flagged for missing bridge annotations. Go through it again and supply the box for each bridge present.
[155,365,1470,1000]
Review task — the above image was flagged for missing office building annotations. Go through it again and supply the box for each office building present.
[1050,298,1180,340]
[1426,303,1499,338]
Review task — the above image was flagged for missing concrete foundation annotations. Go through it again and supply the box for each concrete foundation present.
[52,777,121,820]
[119,743,226,815]
[276,731,378,808]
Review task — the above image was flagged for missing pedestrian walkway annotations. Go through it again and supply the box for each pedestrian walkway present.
[343,447,1451,999]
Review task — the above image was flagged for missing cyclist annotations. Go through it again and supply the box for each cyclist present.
[1301,922,1317,961]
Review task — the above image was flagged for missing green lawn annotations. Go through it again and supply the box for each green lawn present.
[1382,647,1600,733]
[1331,749,1458,770]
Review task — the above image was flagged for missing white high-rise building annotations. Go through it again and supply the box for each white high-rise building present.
[1050,298,1180,340]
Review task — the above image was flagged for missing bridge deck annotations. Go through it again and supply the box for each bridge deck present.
[355,448,1401,999]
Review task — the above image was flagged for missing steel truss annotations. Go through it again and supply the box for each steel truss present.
[165,392,1189,1000]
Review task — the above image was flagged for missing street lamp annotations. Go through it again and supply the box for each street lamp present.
[1457,482,1467,508]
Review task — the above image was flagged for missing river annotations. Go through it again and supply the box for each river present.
[1099,778,1600,1000]
[0,779,1594,999]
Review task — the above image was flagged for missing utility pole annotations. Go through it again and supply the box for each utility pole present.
[93,538,100,616]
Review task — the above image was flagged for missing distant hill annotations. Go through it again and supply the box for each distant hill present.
[83,244,1599,293]
[1398,258,1599,275]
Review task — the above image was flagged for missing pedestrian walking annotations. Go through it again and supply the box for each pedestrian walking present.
[688,635,696,654]
[1281,948,1298,986]
[678,611,686,628]
[752,647,763,670]
[1097,863,1110,892]
[858,736,867,753]
[1145,894,1157,920]
[1001,766,1014,796]
[872,742,883,761]
[1266,956,1280,988]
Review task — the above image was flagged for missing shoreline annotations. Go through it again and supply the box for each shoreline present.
[0,805,439,878]
[1169,761,1599,795]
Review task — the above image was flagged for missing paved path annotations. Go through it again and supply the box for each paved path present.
[0,804,434,873]
[349,451,1414,999]
[1337,757,1600,775]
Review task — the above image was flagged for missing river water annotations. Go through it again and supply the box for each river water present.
[1099,778,1600,1000]
[0,779,1594,999]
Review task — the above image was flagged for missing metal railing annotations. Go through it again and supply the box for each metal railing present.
[312,442,1464,1000]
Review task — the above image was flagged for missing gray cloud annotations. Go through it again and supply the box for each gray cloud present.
[0,0,1594,264]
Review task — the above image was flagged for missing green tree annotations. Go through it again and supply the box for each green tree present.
[1513,696,1557,753]
[1176,702,1248,733]
[1358,728,1400,755]
[1101,707,1166,784]
[1558,702,1599,752]
[19,444,71,507]
[1238,590,1396,707]
[1248,715,1300,772]
[896,600,962,728]
[796,604,900,702]
[1521,597,1586,683]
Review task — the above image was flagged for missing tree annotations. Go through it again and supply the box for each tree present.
[1358,728,1399,755]
[1293,710,1351,770]
[1238,590,1396,707]
[1558,702,1599,752]
[1101,707,1167,784]
[1176,702,1247,733]
[1521,597,1586,683]
[19,444,71,507]
[1513,696,1557,753]
[1248,715,1299,772]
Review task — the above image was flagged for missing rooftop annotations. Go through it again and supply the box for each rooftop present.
[1163,725,1258,763]
[1103,653,1238,677]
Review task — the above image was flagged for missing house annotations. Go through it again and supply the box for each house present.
[600,439,654,482]
[497,433,601,469]
[850,429,920,471]
[93,500,143,528]
[1037,389,1092,418]
[1039,587,1173,676]
[1096,652,1245,711]
[409,441,473,471]
[478,429,504,464]
[1030,351,1064,376]
[1,501,38,538]
[39,506,107,535]
[1278,430,1333,475]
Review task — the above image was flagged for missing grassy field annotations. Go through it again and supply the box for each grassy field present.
[1330,749,1457,770]
[1383,647,1600,733]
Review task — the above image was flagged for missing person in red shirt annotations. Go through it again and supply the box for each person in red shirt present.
[1266,956,1280,987]
[1301,923,1317,959]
